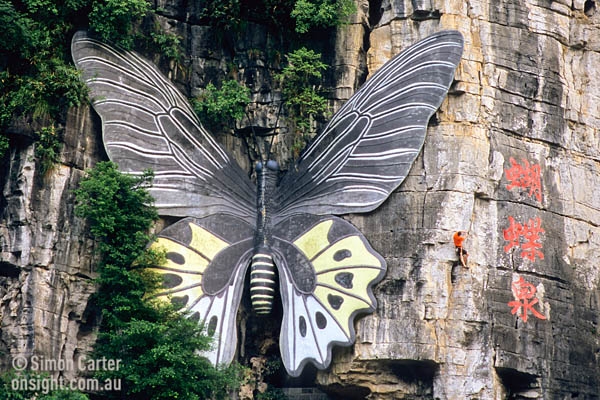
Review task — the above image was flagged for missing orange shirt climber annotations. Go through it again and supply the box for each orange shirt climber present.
[453,231,465,248]
[453,231,468,267]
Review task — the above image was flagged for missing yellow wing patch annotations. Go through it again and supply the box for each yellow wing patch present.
[148,222,229,306]
[189,223,228,259]
[292,221,384,337]
[293,220,332,259]
[311,236,381,272]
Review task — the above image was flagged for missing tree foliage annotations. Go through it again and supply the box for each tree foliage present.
[199,0,242,31]
[192,80,252,131]
[89,0,150,49]
[0,0,168,162]
[35,125,63,174]
[0,371,89,400]
[276,47,329,153]
[197,0,355,35]
[74,162,241,399]
[0,0,88,159]
[291,0,356,34]
[74,161,157,267]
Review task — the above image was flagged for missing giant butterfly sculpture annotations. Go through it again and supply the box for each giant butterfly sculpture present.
[71,30,463,376]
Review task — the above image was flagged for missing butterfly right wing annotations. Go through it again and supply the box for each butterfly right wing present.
[274,31,463,220]
[72,31,256,223]
[148,214,254,366]
[271,214,386,376]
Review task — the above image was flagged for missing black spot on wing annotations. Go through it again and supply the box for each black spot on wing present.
[327,294,344,310]
[190,312,200,323]
[162,273,183,289]
[315,312,327,329]
[171,295,189,310]
[166,252,185,265]
[299,316,307,337]
[207,316,218,336]
[334,272,354,289]
[333,249,352,261]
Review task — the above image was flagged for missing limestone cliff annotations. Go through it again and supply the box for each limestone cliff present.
[0,108,102,379]
[1,0,599,398]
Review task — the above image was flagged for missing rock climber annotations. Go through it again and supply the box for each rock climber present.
[453,231,468,267]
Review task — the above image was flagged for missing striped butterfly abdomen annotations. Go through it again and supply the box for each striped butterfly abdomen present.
[250,247,277,314]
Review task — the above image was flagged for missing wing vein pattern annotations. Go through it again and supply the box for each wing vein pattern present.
[274,31,463,220]
[71,31,256,223]
[147,216,254,367]
[274,215,386,376]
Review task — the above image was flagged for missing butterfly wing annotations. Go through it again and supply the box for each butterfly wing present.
[271,214,386,376]
[274,31,463,220]
[147,214,254,366]
[71,31,256,223]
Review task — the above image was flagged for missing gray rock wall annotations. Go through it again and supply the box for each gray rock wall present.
[1,0,599,398]
[0,108,102,379]
[322,0,600,398]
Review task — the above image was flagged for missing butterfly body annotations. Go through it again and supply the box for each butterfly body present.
[249,249,278,314]
[250,160,280,314]
[254,160,279,248]
[72,30,463,376]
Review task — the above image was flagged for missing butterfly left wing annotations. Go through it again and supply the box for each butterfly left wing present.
[274,31,463,220]
[147,214,254,366]
[72,31,257,223]
[271,214,386,376]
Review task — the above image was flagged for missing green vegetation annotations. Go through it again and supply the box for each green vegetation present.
[254,359,287,400]
[35,125,62,174]
[1,1,355,395]
[0,370,89,399]
[74,162,157,267]
[1,0,353,161]
[197,0,355,34]
[191,0,349,149]
[192,80,252,131]
[74,162,241,399]
[149,29,183,62]
[291,0,356,34]
[277,47,329,154]
[88,0,150,49]
[199,0,241,31]
[0,0,178,163]
[0,136,8,157]
[0,0,89,160]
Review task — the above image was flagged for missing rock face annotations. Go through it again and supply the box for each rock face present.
[1,0,599,398]
[0,108,103,379]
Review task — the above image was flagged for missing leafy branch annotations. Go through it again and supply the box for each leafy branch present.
[276,47,329,155]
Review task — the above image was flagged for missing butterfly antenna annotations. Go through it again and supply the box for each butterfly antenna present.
[266,100,284,160]
[241,134,255,177]
[244,110,266,163]
[266,132,276,160]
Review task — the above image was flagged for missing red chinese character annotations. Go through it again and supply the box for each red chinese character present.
[520,217,545,261]
[505,157,542,202]
[503,216,523,253]
[507,276,546,322]
[502,216,544,261]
